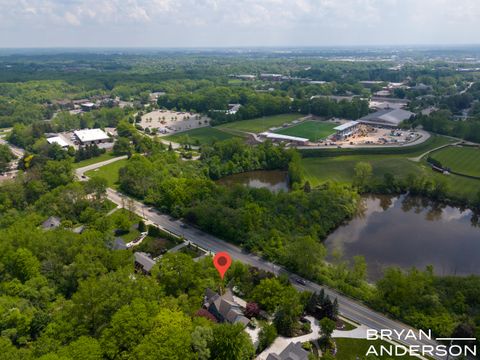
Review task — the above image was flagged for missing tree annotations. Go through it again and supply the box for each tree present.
[0,144,14,174]
[209,323,255,360]
[57,336,102,360]
[258,323,277,352]
[9,248,41,283]
[152,253,203,297]
[283,236,326,277]
[138,220,146,233]
[251,278,286,313]
[84,176,107,201]
[191,326,213,360]
[113,137,133,156]
[100,299,159,359]
[115,212,131,234]
[353,161,372,192]
[273,287,304,337]
[319,317,336,342]
[41,160,73,189]
[133,309,195,360]
[245,302,260,319]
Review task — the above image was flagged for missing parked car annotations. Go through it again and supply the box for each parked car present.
[295,278,307,286]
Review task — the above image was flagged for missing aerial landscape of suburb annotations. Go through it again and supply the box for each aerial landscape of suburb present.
[1,1,480,359]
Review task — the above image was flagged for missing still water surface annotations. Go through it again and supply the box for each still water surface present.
[326,195,480,280]
[217,170,289,192]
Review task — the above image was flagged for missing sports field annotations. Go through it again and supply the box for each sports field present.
[274,120,336,141]
[164,127,238,145]
[216,114,301,133]
[85,159,128,188]
[429,146,480,178]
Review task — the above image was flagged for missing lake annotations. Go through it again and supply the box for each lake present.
[217,170,289,192]
[325,195,480,281]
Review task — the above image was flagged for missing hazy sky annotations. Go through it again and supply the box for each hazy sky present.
[1,0,479,48]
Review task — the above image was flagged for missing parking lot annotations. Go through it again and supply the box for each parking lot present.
[329,125,422,147]
[139,110,210,135]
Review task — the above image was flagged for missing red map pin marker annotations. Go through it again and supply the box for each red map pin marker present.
[213,252,232,280]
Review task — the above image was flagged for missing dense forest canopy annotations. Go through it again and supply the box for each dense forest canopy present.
[1,49,480,358]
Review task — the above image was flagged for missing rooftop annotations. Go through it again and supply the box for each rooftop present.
[205,288,250,327]
[134,252,156,272]
[334,120,359,131]
[359,108,415,126]
[260,132,309,143]
[74,129,110,143]
[266,342,309,360]
[47,136,69,148]
[41,216,61,230]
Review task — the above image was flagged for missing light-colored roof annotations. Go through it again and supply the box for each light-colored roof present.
[81,102,95,107]
[47,136,69,148]
[74,129,109,143]
[334,121,359,131]
[42,216,61,230]
[360,109,414,126]
[134,252,156,272]
[261,132,309,143]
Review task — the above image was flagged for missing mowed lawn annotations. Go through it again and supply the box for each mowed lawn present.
[301,149,480,200]
[430,146,480,177]
[85,159,128,188]
[163,127,238,145]
[334,338,418,360]
[217,113,301,133]
[72,152,117,169]
[302,155,423,184]
[274,120,336,141]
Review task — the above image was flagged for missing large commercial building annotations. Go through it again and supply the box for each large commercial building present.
[333,121,360,139]
[359,108,415,127]
[74,129,110,146]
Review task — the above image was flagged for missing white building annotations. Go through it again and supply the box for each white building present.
[47,136,70,148]
[259,132,309,145]
[333,121,360,139]
[74,129,110,146]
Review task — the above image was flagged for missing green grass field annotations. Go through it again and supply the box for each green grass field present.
[85,159,128,188]
[334,338,418,360]
[274,120,336,141]
[217,113,301,133]
[163,127,238,145]
[301,135,480,200]
[72,152,116,169]
[430,146,480,178]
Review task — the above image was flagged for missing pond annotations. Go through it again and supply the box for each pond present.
[217,170,289,192]
[325,195,480,281]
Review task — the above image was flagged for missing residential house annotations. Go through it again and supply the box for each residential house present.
[41,216,61,230]
[134,252,156,274]
[266,342,309,360]
[204,288,250,327]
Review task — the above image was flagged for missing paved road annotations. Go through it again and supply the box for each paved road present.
[76,160,445,359]
[74,155,128,178]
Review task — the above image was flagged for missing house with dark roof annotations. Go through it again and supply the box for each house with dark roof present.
[266,342,309,360]
[204,288,250,327]
[41,216,61,230]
